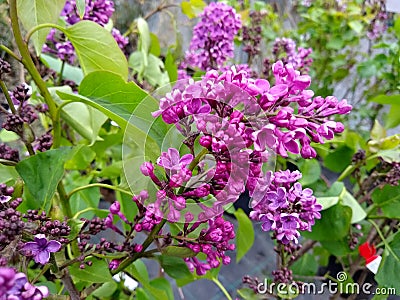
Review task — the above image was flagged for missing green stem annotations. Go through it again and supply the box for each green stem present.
[369,220,400,262]
[111,219,167,275]
[337,165,356,181]
[57,60,66,86]
[0,80,16,114]
[57,183,72,218]
[212,277,232,300]
[0,44,22,62]
[72,207,109,219]
[67,183,133,200]
[9,1,60,147]
[25,23,65,44]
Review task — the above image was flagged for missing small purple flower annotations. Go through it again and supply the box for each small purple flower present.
[157,148,193,173]
[23,234,61,265]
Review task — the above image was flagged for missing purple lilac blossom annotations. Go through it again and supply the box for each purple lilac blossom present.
[250,170,322,244]
[185,2,241,70]
[0,267,49,299]
[23,234,62,265]
[145,60,350,223]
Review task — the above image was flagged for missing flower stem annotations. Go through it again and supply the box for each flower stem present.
[9,0,60,147]
[212,277,232,300]
[67,183,133,200]
[0,80,16,114]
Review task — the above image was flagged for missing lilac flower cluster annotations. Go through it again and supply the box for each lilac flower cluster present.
[44,0,128,62]
[367,11,388,40]
[0,267,49,300]
[0,144,19,163]
[184,2,241,70]
[182,216,235,275]
[242,11,265,57]
[33,133,53,152]
[0,58,11,78]
[2,83,38,136]
[147,61,350,224]
[249,170,322,244]
[268,37,313,74]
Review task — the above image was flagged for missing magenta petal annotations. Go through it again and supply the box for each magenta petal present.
[179,153,194,166]
[269,84,288,97]
[168,148,180,165]
[35,251,50,265]
[46,240,61,253]
[255,79,270,93]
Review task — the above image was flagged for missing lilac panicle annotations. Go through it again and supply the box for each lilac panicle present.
[250,170,322,244]
[185,2,241,70]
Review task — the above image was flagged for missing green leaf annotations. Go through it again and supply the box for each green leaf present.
[15,148,72,213]
[50,86,108,145]
[394,16,400,40]
[76,0,86,19]
[234,208,255,263]
[320,238,352,256]
[17,0,66,55]
[385,105,400,129]
[65,21,128,80]
[298,159,321,186]
[64,171,101,219]
[128,264,168,300]
[136,288,150,300]
[291,253,318,276]
[149,278,173,300]
[137,18,151,55]
[357,61,377,78]
[129,52,169,87]
[341,190,366,223]
[317,196,339,210]
[165,51,178,83]
[375,232,400,294]
[58,71,147,130]
[92,281,117,298]
[149,33,161,56]
[371,120,387,140]
[324,146,354,173]
[40,54,84,84]
[0,165,19,183]
[373,149,400,163]
[65,145,96,170]
[181,2,196,19]
[370,94,400,105]
[161,246,196,258]
[69,259,113,283]
[237,288,261,300]
[157,255,193,279]
[302,204,352,241]
[348,20,363,34]
[372,185,400,218]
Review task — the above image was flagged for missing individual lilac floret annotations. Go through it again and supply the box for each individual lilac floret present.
[185,2,241,70]
[0,267,49,299]
[23,234,62,264]
[250,170,322,244]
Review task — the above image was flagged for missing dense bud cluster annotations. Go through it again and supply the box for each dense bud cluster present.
[242,11,265,57]
[0,144,19,163]
[34,133,53,152]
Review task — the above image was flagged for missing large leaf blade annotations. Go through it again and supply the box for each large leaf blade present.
[17,0,66,55]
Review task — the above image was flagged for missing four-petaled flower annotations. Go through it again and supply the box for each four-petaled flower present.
[23,234,61,265]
